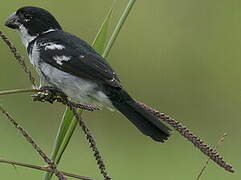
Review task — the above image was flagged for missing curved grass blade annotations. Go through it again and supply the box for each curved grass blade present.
[50,108,79,165]
[43,4,114,180]
[43,0,136,179]
[103,0,136,58]
[92,5,114,55]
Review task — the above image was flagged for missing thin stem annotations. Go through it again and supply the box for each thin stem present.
[0,158,97,180]
[0,31,36,87]
[102,0,136,58]
[0,105,67,180]
[197,133,228,180]
[0,88,38,96]
[0,88,100,111]
[137,102,234,173]
[71,107,111,180]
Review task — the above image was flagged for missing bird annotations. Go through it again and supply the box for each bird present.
[5,6,171,142]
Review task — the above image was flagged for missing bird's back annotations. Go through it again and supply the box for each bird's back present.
[33,30,121,88]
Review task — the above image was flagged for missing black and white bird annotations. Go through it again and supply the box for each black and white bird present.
[5,6,171,142]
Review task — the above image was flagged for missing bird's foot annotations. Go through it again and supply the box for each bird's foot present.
[32,86,101,111]
[32,86,67,104]
[40,86,67,98]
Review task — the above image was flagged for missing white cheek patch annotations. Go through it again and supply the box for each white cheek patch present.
[53,55,71,65]
[44,43,65,50]
[18,25,37,48]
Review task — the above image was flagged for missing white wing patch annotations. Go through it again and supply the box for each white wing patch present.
[44,43,65,50]
[53,55,71,65]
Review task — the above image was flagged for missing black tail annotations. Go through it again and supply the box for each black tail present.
[105,87,171,142]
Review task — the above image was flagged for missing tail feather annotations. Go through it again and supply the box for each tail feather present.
[105,87,171,142]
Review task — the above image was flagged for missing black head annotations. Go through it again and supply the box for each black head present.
[5,6,62,36]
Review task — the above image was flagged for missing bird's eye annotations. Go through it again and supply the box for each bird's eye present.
[24,13,32,21]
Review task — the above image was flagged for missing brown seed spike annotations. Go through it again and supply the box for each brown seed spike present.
[137,101,234,173]
[0,31,36,87]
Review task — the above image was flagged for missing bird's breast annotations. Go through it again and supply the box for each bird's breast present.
[28,42,43,75]
[39,62,111,105]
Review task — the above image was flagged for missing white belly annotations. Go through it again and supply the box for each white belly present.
[40,62,111,105]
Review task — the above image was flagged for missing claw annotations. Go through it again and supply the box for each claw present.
[32,92,54,103]
[32,86,67,104]
[39,86,67,98]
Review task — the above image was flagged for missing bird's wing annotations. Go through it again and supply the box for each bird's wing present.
[36,31,121,88]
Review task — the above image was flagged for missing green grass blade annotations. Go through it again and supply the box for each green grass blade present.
[44,0,136,179]
[92,5,114,54]
[43,4,114,180]
[51,108,75,157]
[43,108,78,180]
[103,0,136,58]
[51,108,80,165]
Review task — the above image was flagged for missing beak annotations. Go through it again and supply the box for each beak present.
[5,12,21,29]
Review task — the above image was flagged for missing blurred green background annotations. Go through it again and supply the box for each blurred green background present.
[0,0,240,179]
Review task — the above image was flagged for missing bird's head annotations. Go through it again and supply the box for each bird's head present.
[5,6,62,42]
